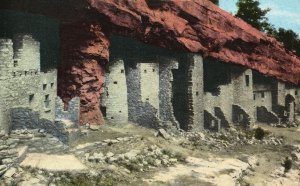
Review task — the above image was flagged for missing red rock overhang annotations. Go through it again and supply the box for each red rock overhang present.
[87,0,300,85]
[1,0,300,125]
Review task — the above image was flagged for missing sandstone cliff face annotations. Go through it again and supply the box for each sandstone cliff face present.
[2,0,300,125]
[87,0,300,85]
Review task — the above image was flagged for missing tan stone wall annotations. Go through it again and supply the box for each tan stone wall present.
[13,34,40,73]
[187,55,204,130]
[104,59,128,123]
[0,35,57,132]
[253,91,272,111]
[139,63,159,117]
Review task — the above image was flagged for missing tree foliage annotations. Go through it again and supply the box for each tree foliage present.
[273,28,300,56]
[235,0,300,57]
[235,0,271,32]
[209,0,219,5]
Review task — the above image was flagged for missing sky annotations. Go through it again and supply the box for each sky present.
[219,0,300,35]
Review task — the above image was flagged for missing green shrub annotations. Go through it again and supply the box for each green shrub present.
[283,157,292,173]
[254,127,265,140]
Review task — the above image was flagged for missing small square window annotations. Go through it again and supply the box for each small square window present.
[261,92,265,98]
[144,70,147,73]
[44,95,50,108]
[113,81,118,84]
[121,69,124,73]
[295,91,298,95]
[51,83,54,88]
[12,72,16,77]
[245,75,250,87]
[13,60,18,67]
[25,71,28,76]
[29,94,34,103]
[152,69,155,72]
[43,84,47,90]
[146,98,149,101]
[119,111,122,113]
[196,92,199,96]
[111,117,114,119]
[253,94,256,100]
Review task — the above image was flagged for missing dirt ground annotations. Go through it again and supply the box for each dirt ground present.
[63,122,300,186]
[4,121,300,185]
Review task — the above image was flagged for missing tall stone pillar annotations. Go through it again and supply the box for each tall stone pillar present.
[186,54,204,131]
[58,22,109,125]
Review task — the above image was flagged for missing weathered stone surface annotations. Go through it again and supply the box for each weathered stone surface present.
[158,129,171,139]
[2,0,300,125]
[58,22,108,125]
[20,153,87,172]
[146,156,249,185]
[87,0,300,84]
[66,0,300,124]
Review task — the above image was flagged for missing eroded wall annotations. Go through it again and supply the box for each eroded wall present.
[0,36,57,132]
[102,59,128,123]
[186,55,204,131]
[126,62,160,128]
[159,58,179,128]
[232,68,255,127]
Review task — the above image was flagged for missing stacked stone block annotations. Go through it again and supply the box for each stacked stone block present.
[13,34,40,73]
[231,68,255,127]
[104,60,129,123]
[0,34,57,133]
[139,63,160,116]
[186,55,204,131]
[159,58,179,128]
[0,132,19,176]
[0,39,13,80]
[126,62,160,128]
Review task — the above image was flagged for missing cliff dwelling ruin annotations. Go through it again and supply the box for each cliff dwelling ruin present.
[2,0,300,185]
[0,2,300,135]
[101,36,300,132]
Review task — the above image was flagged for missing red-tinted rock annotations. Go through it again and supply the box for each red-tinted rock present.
[58,22,109,124]
[87,0,300,84]
[2,0,300,125]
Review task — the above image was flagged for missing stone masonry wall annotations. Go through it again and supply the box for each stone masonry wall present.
[159,58,179,128]
[256,106,279,123]
[277,82,286,106]
[253,85,273,121]
[140,63,160,116]
[0,35,57,133]
[103,59,128,123]
[13,34,40,73]
[203,61,234,130]
[253,90,272,111]
[204,84,234,130]
[126,62,160,128]
[204,64,254,129]
[0,39,14,79]
[186,55,204,131]
[0,70,57,132]
[232,68,255,127]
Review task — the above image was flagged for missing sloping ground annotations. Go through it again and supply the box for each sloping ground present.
[1,123,300,185]
[145,156,249,185]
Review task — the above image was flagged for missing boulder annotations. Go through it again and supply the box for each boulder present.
[158,129,171,140]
